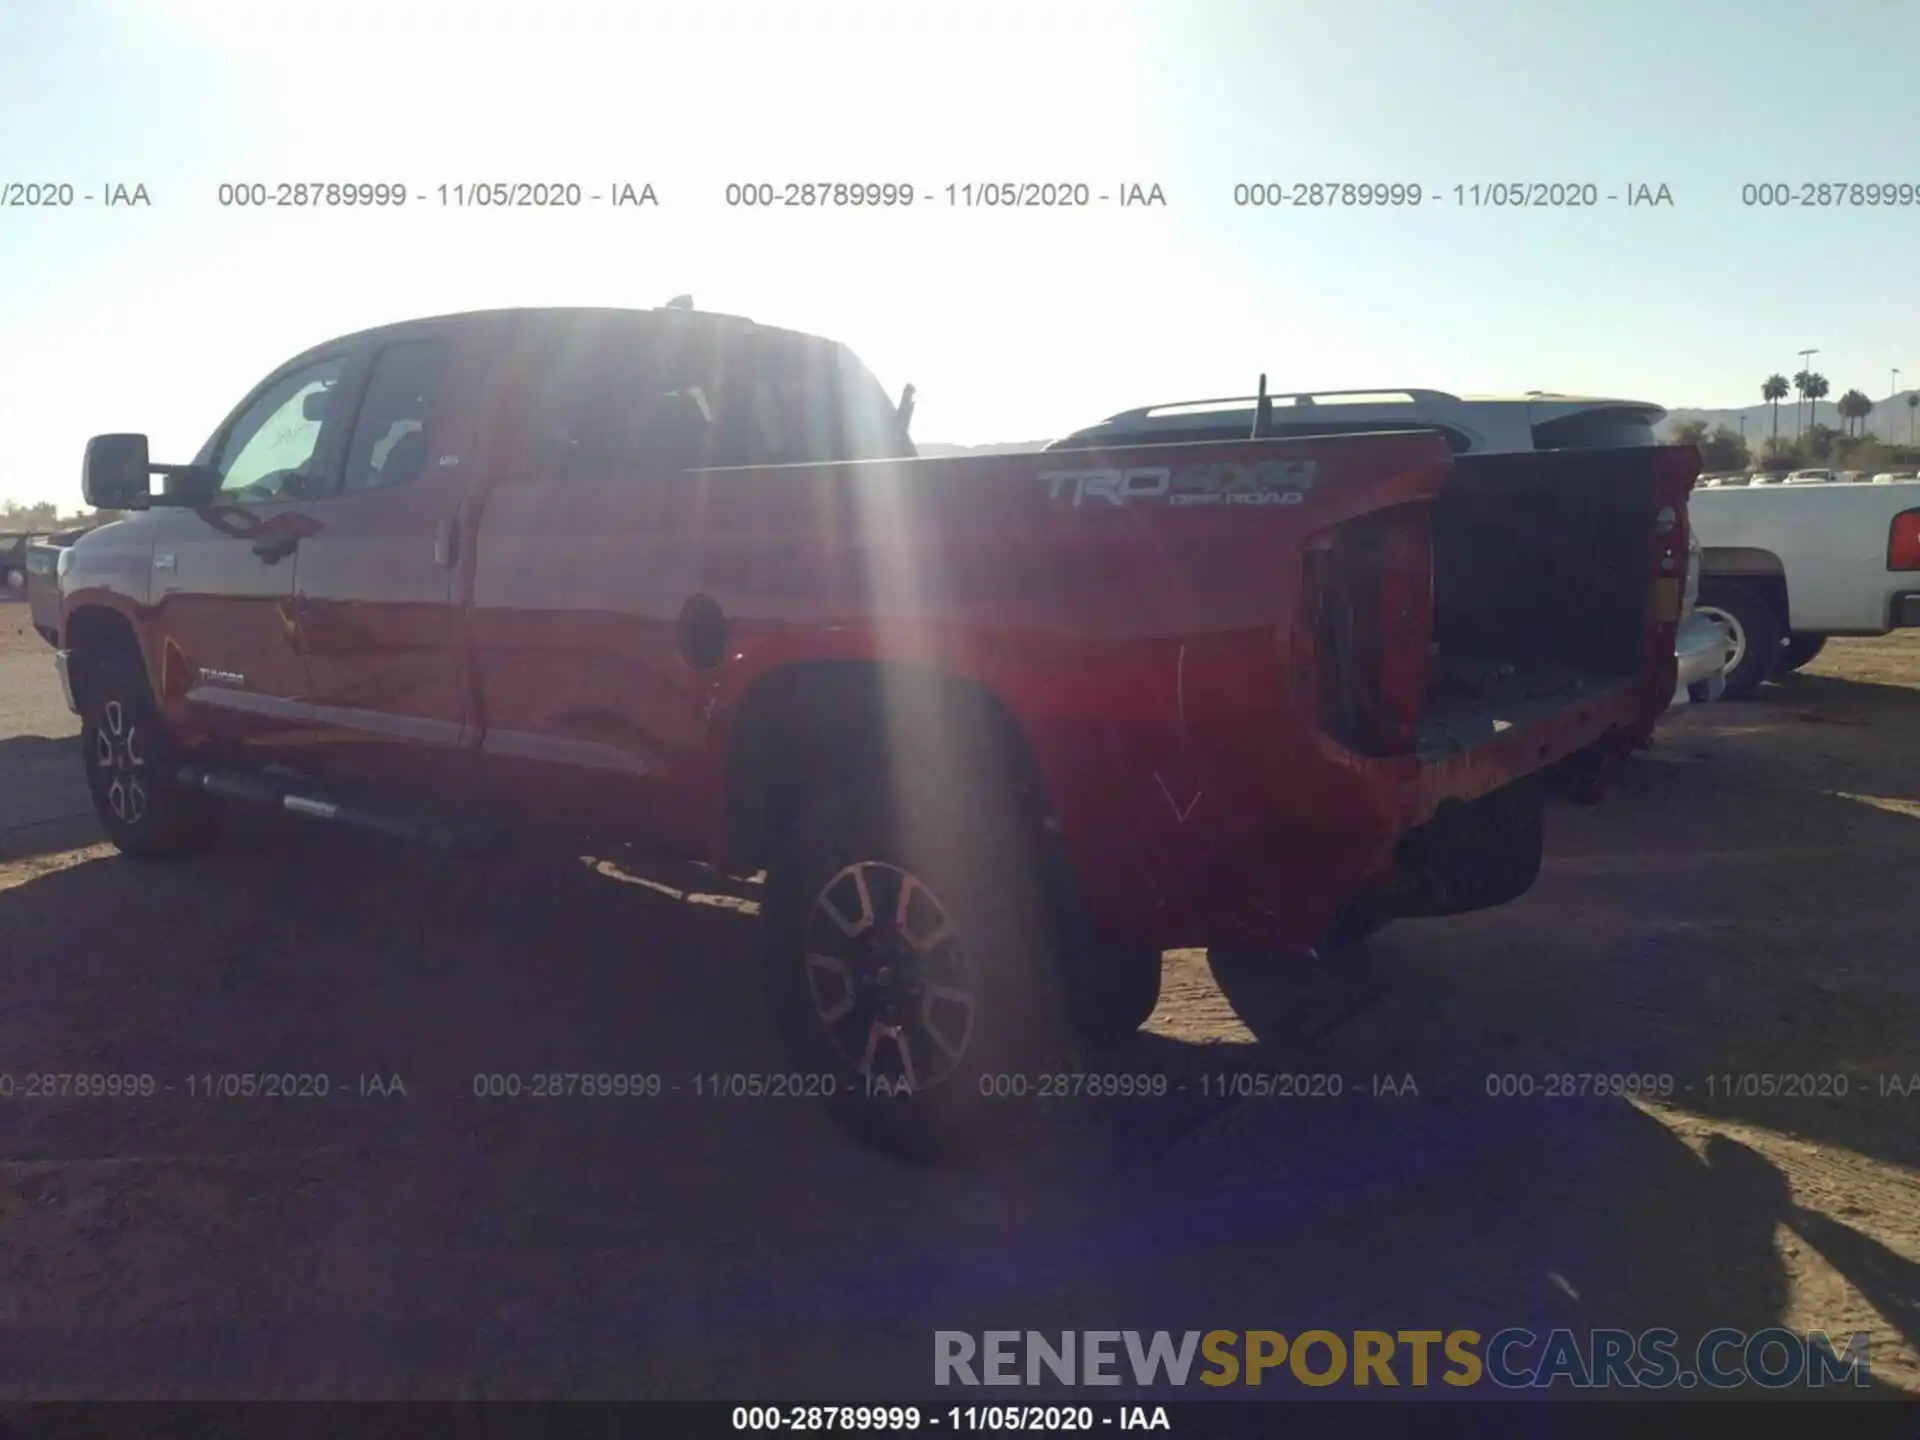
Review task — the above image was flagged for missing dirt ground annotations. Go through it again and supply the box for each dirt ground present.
[0,600,1916,1401]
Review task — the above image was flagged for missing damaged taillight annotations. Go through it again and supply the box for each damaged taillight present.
[1642,447,1700,713]
[1368,508,1433,754]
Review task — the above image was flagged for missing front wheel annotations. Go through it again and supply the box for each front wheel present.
[762,771,1078,1165]
[78,648,223,859]
[1693,581,1783,701]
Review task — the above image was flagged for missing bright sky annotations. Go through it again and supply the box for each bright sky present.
[3,0,1917,508]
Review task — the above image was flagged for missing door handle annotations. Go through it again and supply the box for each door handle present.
[434,516,461,569]
[252,533,299,563]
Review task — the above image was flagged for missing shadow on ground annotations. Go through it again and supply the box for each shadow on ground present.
[0,730,1913,1398]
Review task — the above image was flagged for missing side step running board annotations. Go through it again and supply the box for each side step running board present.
[178,765,506,857]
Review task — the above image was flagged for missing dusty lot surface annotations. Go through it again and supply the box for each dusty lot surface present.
[0,601,1916,1401]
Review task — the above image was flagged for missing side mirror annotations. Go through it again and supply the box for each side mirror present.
[301,387,334,422]
[82,434,153,510]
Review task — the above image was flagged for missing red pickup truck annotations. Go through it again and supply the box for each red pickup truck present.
[59,303,1695,1159]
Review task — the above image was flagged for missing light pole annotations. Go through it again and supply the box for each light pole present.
[1798,348,1819,437]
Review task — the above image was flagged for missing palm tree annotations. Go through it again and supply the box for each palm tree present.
[1806,373,1830,431]
[1908,391,1918,445]
[1838,389,1872,436]
[1763,374,1789,441]
[1793,369,1813,437]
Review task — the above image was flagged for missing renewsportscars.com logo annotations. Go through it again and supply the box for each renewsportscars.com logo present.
[934,1328,1873,1391]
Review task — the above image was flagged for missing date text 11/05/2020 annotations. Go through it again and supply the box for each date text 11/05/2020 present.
[1230,182,1675,207]
[6,1071,1911,1103]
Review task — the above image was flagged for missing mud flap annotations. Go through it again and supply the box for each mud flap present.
[1204,941,1395,1044]
[1393,772,1546,917]
[1545,729,1634,805]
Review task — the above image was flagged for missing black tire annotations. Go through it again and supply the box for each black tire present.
[1319,908,1391,955]
[1057,936,1163,1047]
[1693,580,1783,701]
[1778,633,1827,674]
[762,765,1079,1166]
[78,647,223,859]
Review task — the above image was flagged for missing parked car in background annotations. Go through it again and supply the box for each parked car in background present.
[26,526,95,644]
[1783,468,1835,484]
[1871,471,1919,484]
[1690,481,1920,697]
[0,530,41,592]
[1749,471,1790,486]
[1051,387,1672,458]
[1671,529,1732,708]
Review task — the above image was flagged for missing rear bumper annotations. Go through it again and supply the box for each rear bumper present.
[1051,678,1650,953]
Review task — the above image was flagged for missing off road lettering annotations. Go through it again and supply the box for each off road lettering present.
[1169,459,1317,507]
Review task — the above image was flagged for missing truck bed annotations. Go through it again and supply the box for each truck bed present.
[1418,447,1672,754]
[1415,657,1629,759]
[1300,443,1681,771]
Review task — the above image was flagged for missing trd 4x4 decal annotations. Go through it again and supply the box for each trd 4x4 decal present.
[1041,460,1318,509]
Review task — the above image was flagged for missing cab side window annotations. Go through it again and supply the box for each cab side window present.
[340,339,451,494]
[721,332,841,467]
[527,326,719,476]
[525,323,871,474]
[215,355,352,499]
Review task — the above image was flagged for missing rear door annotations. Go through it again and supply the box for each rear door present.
[290,323,486,793]
[148,351,357,757]
[467,313,714,842]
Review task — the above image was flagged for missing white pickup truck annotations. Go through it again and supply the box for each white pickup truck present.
[1689,480,1920,698]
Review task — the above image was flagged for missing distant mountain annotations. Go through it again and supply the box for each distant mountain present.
[1659,392,1920,443]
[914,440,1054,458]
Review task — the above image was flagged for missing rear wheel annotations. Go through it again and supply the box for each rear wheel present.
[1693,581,1783,701]
[78,648,223,859]
[1777,633,1827,674]
[763,767,1078,1165]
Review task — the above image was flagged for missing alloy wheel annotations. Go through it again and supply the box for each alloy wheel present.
[802,861,980,1094]
[94,697,148,825]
